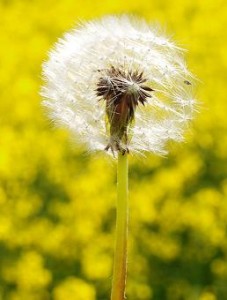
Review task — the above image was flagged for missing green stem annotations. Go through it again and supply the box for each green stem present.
[111,152,128,300]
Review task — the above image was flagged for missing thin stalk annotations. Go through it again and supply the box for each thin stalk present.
[111,152,128,300]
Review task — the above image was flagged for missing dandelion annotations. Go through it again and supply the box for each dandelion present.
[41,15,196,300]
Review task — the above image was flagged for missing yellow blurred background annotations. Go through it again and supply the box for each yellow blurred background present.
[1,0,227,299]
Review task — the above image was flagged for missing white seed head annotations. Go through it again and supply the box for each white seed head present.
[41,15,196,155]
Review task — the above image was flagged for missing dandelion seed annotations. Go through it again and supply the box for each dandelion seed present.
[41,15,196,156]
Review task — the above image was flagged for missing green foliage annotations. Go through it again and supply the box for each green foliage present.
[0,0,226,299]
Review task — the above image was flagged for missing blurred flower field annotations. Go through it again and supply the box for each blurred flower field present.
[1,0,227,299]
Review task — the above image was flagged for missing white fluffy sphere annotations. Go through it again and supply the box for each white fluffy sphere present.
[41,15,196,155]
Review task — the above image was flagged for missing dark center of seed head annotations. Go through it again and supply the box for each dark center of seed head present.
[96,66,154,106]
[95,67,154,153]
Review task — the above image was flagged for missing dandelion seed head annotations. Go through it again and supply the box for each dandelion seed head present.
[41,15,196,155]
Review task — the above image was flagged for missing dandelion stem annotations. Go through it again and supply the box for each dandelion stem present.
[111,152,128,300]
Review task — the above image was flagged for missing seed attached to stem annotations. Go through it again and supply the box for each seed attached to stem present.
[96,67,154,154]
